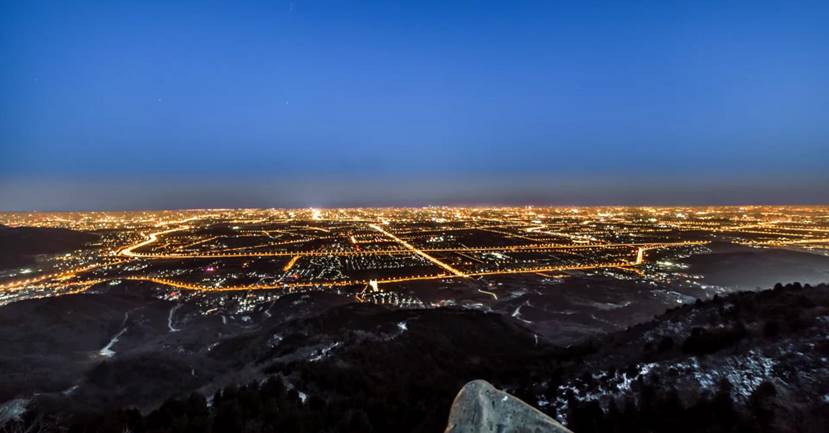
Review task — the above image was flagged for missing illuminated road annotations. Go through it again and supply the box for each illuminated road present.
[119,226,191,257]
[0,260,130,291]
[369,223,467,277]
[283,255,300,271]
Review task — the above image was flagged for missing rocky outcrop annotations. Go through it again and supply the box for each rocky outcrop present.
[445,380,572,433]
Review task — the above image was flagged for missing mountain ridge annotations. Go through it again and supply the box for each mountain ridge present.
[1,282,828,432]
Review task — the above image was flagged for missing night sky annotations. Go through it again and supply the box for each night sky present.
[2,1,828,210]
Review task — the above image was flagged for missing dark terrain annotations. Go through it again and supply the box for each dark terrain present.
[685,243,829,290]
[0,225,97,269]
[1,282,828,433]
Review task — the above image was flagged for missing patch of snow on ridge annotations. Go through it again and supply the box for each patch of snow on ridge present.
[99,327,128,357]
[0,399,29,424]
[309,341,341,362]
[168,304,183,332]
[682,351,777,400]
[552,362,659,424]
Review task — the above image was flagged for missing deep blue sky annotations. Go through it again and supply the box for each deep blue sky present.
[2,1,828,210]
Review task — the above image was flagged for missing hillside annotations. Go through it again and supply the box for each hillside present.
[2,283,828,432]
[539,282,829,433]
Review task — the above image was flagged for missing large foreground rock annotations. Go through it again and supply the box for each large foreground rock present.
[445,380,573,433]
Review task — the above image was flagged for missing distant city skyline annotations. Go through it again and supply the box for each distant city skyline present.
[2,173,827,212]
[2,1,828,210]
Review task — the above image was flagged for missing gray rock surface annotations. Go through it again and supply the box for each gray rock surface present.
[444,380,572,433]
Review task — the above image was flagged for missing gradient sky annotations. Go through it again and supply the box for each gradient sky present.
[2,0,828,210]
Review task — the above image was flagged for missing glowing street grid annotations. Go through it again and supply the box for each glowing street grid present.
[2,207,828,306]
